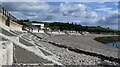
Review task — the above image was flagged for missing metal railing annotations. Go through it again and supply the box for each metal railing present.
[0,5,18,22]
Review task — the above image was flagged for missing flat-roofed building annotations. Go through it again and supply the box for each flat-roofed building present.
[31,23,44,33]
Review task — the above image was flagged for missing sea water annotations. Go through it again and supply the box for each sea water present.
[106,42,120,48]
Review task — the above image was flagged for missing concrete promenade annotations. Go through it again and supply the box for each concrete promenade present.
[0,26,63,66]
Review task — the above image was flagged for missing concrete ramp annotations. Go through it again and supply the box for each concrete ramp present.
[13,45,53,64]
[1,28,16,36]
[0,41,13,67]
[0,31,63,66]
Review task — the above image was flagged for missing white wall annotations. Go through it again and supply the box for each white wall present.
[32,23,44,29]
[0,46,2,67]
[10,21,23,31]
[32,30,44,33]
[0,14,23,31]
[41,24,44,29]
[0,13,7,26]
[7,42,13,65]
[31,23,45,33]
[0,41,13,66]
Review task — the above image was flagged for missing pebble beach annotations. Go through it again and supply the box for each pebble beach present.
[34,33,119,65]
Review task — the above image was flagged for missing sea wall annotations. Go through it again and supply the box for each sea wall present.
[10,20,23,31]
[0,41,13,67]
[0,13,7,26]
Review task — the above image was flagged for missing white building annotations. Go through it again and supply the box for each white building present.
[31,23,44,33]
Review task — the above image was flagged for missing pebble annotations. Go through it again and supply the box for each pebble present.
[26,33,119,65]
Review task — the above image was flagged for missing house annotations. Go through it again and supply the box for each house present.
[31,23,44,33]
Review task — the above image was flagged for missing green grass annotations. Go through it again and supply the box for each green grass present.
[94,36,120,44]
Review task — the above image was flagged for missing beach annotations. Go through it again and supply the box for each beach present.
[35,33,119,65]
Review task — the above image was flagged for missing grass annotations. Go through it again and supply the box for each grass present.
[94,36,120,44]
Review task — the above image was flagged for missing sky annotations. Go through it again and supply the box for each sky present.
[1,1,120,30]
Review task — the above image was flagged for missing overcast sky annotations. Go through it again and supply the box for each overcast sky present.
[1,1,120,30]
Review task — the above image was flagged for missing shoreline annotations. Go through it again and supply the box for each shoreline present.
[43,34,118,52]
[34,33,120,65]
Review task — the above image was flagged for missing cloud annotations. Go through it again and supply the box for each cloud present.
[114,2,119,6]
[2,2,50,12]
[1,0,119,2]
[95,7,112,11]
[2,2,52,20]
[43,2,101,24]
[96,9,119,29]
[2,2,119,29]
[59,3,86,12]
[0,0,40,2]
[49,2,87,18]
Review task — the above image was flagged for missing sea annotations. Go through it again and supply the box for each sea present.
[106,42,120,48]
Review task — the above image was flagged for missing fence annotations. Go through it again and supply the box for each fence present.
[0,5,18,22]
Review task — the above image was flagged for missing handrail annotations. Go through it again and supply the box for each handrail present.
[0,5,18,22]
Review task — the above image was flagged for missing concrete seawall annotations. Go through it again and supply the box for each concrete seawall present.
[0,41,13,67]
[34,33,120,64]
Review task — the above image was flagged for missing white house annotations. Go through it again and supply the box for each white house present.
[31,23,44,33]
